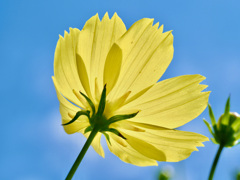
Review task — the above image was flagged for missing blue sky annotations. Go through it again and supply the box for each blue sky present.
[0,0,240,179]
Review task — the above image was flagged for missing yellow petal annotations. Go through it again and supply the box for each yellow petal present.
[110,121,145,132]
[107,133,157,166]
[53,28,86,107]
[121,132,166,161]
[103,43,122,94]
[120,126,208,162]
[118,75,210,128]
[53,77,89,134]
[76,54,93,100]
[94,78,101,102]
[81,131,105,157]
[77,13,126,99]
[109,18,173,101]
[104,91,131,118]
[108,132,128,147]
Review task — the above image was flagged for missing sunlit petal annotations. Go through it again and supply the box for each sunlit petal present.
[54,28,87,107]
[53,77,89,134]
[122,132,166,161]
[103,43,122,94]
[76,54,92,99]
[119,123,208,162]
[109,19,173,101]
[107,133,157,166]
[77,13,126,99]
[118,75,209,128]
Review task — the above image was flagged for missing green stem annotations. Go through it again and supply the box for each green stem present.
[65,127,99,180]
[208,144,224,180]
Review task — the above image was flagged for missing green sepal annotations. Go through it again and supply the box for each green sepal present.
[231,116,240,131]
[62,110,90,126]
[84,126,93,134]
[207,104,219,135]
[211,137,219,144]
[107,111,139,125]
[221,96,231,125]
[224,96,231,115]
[208,104,216,126]
[108,128,126,139]
[212,124,219,136]
[80,91,95,116]
[234,131,240,140]
[203,119,215,136]
[96,84,106,116]
[102,132,111,145]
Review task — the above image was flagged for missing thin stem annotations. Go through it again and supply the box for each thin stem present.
[208,144,224,180]
[65,127,99,180]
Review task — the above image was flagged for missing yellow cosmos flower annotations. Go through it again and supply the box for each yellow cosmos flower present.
[52,12,210,167]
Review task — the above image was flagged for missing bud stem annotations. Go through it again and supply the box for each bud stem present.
[65,127,99,180]
[208,144,224,180]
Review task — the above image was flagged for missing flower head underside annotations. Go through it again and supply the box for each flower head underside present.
[53,12,210,166]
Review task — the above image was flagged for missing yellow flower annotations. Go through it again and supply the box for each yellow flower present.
[52,12,210,166]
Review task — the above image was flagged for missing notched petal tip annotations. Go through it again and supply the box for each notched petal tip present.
[149,18,154,23]
[112,12,119,18]
[153,22,159,29]
[159,24,164,32]
[103,12,110,19]
[196,74,206,81]
[203,135,209,142]
[200,84,208,91]
[58,34,63,39]
[64,30,69,37]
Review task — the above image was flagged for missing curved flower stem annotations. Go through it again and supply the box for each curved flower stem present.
[208,144,224,180]
[65,127,99,180]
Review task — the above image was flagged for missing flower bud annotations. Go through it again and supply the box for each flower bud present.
[204,97,240,147]
[158,165,174,180]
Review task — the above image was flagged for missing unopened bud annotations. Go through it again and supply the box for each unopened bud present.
[204,97,240,147]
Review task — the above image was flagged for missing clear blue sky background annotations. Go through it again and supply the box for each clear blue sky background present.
[0,0,240,179]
